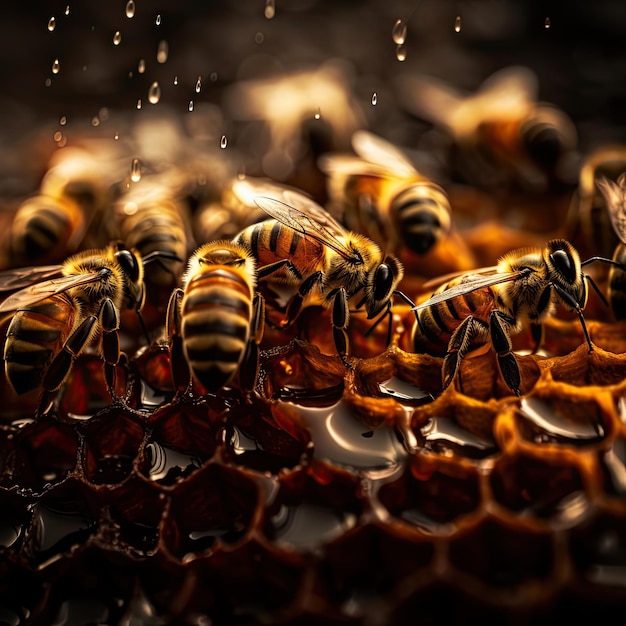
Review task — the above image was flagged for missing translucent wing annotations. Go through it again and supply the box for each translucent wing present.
[0,265,64,291]
[351,130,419,178]
[0,271,104,313]
[254,196,356,259]
[419,265,499,292]
[318,153,396,180]
[413,269,524,311]
[597,175,626,245]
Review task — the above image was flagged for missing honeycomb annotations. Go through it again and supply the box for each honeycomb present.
[1,2,626,625]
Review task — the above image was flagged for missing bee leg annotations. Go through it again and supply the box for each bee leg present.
[331,287,353,369]
[285,271,324,327]
[42,314,98,393]
[442,316,485,391]
[257,259,302,280]
[99,298,124,398]
[490,310,520,396]
[238,293,265,397]
[529,322,544,354]
[166,288,191,396]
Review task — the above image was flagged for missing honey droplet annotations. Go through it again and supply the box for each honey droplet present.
[51,58,60,74]
[125,0,135,18]
[544,17,551,29]
[220,135,228,149]
[265,0,275,19]
[48,17,56,32]
[391,19,407,45]
[157,40,168,63]
[371,92,378,106]
[395,44,407,62]
[454,15,462,33]
[113,31,122,45]
[130,158,142,182]
[148,81,161,104]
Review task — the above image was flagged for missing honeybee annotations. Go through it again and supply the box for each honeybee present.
[396,66,577,192]
[411,239,621,396]
[319,130,475,271]
[7,147,114,267]
[107,174,193,288]
[596,172,626,319]
[0,243,177,406]
[166,241,264,396]
[233,191,412,365]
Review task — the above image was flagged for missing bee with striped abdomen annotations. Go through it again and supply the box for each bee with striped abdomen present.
[0,243,178,410]
[166,241,264,396]
[233,190,412,366]
[411,239,621,396]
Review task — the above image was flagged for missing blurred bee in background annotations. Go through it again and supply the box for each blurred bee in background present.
[234,191,413,366]
[166,241,264,397]
[5,146,116,268]
[0,243,179,411]
[319,129,476,276]
[106,173,193,291]
[395,66,578,194]
[596,172,626,320]
[411,239,621,396]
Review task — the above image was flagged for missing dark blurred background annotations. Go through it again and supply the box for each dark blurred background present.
[0,0,624,190]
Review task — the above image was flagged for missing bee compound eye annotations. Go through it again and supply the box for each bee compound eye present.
[373,263,393,301]
[115,249,140,282]
[550,248,576,283]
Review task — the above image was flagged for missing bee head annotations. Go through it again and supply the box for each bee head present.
[545,239,585,305]
[113,243,146,311]
[367,255,404,318]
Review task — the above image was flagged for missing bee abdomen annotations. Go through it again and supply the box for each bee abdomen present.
[4,297,74,395]
[181,271,252,391]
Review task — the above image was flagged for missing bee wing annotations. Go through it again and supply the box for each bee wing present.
[0,265,65,291]
[254,196,356,259]
[318,153,395,180]
[351,130,419,178]
[596,176,626,244]
[0,271,103,313]
[413,269,524,311]
[419,265,500,292]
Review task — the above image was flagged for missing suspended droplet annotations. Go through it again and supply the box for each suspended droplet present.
[173,75,179,86]
[113,31,122,45]
[395,44,407,62]
[544,17,551,29]
[188,100,194,112]
[391,19,407,45]
[125,0,135,18]
[156,40,168,63]
[136,98,142,110]
[148,81,161,104]
[155,14,162,26]
[130,158,142,182]
[371,92,378,106]
[48,17,56,32]
[454,15,462,33]
[51,58,60,74]
[220,135,228,149]
[59,115,67,126]
[195,76,202,93]
[265,0,275,19]
[138,58,146,73]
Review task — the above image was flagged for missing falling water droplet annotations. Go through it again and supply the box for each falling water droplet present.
[195,76,202,93]
[59,115,67,126]
[113,31,122,45]
[125,0,135,18]
[395,44,407,62]
[265,0,275,19]
[220,135,228,149]
[48,17,56,31]
[544,17,551,29]
[136,99,142,110]
[371,92,378,106]
[65,5,70,15]
[454,15,462,33]
[138,59,146,73]
[188,100,194,112]
[156,40,168,63]
[148,81,161,104]
[155,14,162,26]
[173,75,179,86]
[391,19,407,45]
[130,158,142,182]
[51,58,60,74]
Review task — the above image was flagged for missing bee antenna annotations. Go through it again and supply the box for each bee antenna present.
[581,256,626,271]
